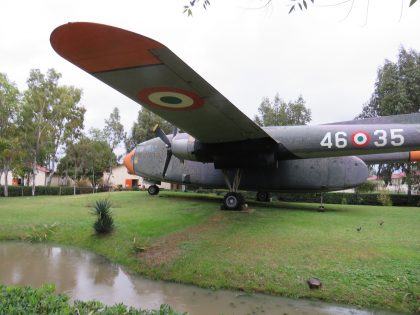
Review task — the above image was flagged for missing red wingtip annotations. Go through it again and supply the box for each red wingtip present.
[50,22,163,73]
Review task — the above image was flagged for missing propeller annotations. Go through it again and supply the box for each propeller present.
[153,124,178,178]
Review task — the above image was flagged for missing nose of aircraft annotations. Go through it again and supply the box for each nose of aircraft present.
[410,151,420,162]
[124,149,135,174]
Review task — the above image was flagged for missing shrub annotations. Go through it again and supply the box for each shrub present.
[90,199,114,234]
[354,181,376,193]
[378,191,393,206]
[0,284,184,314]
[23,223,60,242]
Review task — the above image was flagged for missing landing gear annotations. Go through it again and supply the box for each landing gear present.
[147,184,160,196]
[318,192,325,212]
[222,169,246,211]
[223,192,245,210]
[256,191,271,202]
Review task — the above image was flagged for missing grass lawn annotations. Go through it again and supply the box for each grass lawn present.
[0,191,419,313]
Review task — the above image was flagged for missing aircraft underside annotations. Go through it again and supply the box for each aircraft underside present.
[133,137,368,193]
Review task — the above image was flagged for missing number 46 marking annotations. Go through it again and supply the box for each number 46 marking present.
[320,129,404,149]
[320,132,347,149]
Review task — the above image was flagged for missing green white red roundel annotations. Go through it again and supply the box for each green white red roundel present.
[138,87,204,111]
[351,131,370,147]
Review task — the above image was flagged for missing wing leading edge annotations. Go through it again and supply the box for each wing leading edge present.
[50,22,276,145]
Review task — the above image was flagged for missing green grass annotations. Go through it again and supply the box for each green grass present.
[0,191,419,313]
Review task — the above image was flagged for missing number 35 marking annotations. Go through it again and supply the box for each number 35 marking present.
[320,129,404,149]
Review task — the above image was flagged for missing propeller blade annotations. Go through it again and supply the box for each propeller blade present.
[172,127,178,138]
[162,151,172,178]
[153,124,171,147]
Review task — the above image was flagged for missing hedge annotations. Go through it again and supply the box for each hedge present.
[273,192,420,207]
[196,189,420,207]
[2,185,420,207]
[0,186,108,197]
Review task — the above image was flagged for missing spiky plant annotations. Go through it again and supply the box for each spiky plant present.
[90,199,114,234]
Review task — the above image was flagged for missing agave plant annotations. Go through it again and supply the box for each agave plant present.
[90,199,114,234]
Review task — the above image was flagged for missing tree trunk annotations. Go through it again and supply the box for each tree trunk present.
[3,168,9,197]
[406,163,412,196]
[73,166,77,195]
[106,164,113,188]
[46,170,55,186]
[0,169,3,191]
[32,157,37,196]
[46,156,55,186]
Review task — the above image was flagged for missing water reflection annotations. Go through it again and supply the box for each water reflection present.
[0,242,399,315]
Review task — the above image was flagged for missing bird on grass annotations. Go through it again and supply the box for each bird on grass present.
[379,220,384,226]
[356,227,362,232]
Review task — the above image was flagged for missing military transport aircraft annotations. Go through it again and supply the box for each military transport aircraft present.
[50,22,420,210]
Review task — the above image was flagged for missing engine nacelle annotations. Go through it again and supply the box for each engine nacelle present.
[171,135,199,161]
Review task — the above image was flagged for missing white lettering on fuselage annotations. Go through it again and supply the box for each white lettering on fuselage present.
[320,129,404,149]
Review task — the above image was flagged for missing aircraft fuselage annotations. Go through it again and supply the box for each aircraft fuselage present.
[133,134,369,192]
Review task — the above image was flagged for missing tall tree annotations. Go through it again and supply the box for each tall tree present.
[0,73,21,196]
[125,108,172,152]
[104,107,126,158]
[21,69,84,194]
[45,84,85,186]
[99,107,126,186]
[88,111,125,187]
[254,93,311,126]
[357,47,420,194]
[21,69,54,195]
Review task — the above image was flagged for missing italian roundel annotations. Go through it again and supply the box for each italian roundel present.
[138,87,204,111]
[351,131,370,147]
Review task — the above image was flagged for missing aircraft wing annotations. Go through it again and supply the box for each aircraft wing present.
[50,22,276,144]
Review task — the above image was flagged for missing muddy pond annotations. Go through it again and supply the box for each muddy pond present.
[0,242,399,315]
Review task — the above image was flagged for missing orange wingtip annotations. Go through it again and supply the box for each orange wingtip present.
[409,151,420,162]
[50,22,164,73]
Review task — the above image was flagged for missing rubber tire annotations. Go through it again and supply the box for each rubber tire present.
[147,185,160,196]
[256,191,271,202]
[223,192,245,211]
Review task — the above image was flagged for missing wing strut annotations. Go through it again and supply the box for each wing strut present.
[222,169,242,193]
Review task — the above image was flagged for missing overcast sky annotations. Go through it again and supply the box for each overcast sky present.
[1,0,419,137]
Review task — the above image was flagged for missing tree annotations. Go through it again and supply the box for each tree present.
[357,47,420,195]
[45,84,85,186]
[254,93,311,126]
[20,69,85,195]
[125,108,172,152]
[97,107,126,186]
[89,108,126,187]
[57,136,116,192]
[184,0,417,16]
[0,73,21,196]
[21,69,86,195]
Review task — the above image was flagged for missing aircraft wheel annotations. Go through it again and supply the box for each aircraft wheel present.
[147,185,160,196]
[223,192,244,211]
[256,191,271,202]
